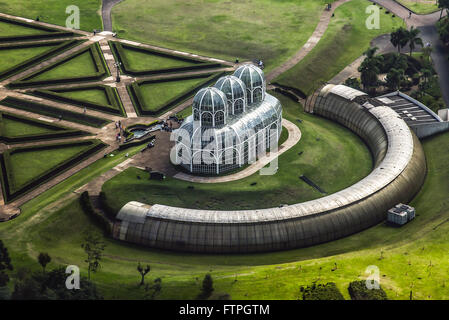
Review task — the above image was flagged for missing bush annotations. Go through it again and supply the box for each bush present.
[80,191,112,236]
[300,282,345,300]
[348,280,388,300]
[98,191,117,220]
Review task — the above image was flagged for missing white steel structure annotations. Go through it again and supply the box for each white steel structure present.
[174,64,282,175]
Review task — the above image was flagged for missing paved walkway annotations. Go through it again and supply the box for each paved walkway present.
[173,119,302,183]
[267,0,352,82]
[102,0,125,32]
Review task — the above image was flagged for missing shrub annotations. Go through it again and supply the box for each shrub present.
[348,280,388,300]
[98,191,117,220]
[300,282,345,300]
[80,191,112,236]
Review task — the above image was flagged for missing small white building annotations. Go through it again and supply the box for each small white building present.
[387,203,415,226]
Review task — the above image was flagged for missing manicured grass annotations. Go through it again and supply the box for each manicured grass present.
[0,0,102,31]
[1,112,449,299]
[8,144,89,190]
[397,0,439,14]
[112,0,332,72]
[30,51,98,81]
[0,20,49,37]
[0,46,57,73]
[122,48,196,71]
[103,92,372,212]
[138,78,208,112]
[275,0,405,95]
[1,117,60,136]
[56,88,111,106]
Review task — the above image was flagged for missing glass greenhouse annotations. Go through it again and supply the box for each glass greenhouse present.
[173,64,282,175]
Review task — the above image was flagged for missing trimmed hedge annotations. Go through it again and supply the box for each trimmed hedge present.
[0,112,87,143]
[128,72,226,116]
[109,41,225,76]
[80,191,112,236]
[32,84,126,116]
[300,282,345,300]
[0,96,110,128]
[9,43,109,88]
[98,191,117,220]
[0,140,106,203]
[0,16,80,42]
[348,281,388,300]
[0,40,84,81]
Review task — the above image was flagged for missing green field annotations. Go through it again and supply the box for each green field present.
[0,0,102,31]
[30,51,98,81]
[8,144,89,191]
[0,46,58,73]
[275,0,404,95]
[103,92,372,212]
[1,117,60,137]
[112,0,333,72]
[138,78,208,112]
[397,0,439,14]
[0,20,49,37]
[56,88,111,106]
[1,124,449,299]
[122,48,197,71]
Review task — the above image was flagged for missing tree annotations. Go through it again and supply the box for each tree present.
[438,0,449,20]
[406,26,424,56]
[137,262,151,286]
[38,253,51,274]
[81,231,106,280]
[197,274,214,300]
[386,68,405,91]
[390,27,409,53]
[11,267,103,300]
[358,47,384,93]
[0,240,13,287]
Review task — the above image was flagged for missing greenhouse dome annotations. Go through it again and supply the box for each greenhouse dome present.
[233,64,266,104]
[214,75,247,115]
[173,64,282,175]
[192,87,228,127]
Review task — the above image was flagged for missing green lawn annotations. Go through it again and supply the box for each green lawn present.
[1,127,449,299]
[30,51,98,81]
[0,0,102,31]
[0,46,58,73]
[103,92,372,212]
[112,0,333,72]
[8,144,89,191]
[1,116,60,137]
[56,88,110,106]
[275,0,405,96]
[0,20,49,37]
[397,0,439,14]
[138,78,208,112]
[122,48,197,71]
